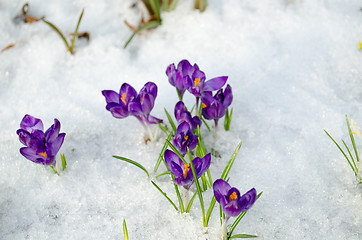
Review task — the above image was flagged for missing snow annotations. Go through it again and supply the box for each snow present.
[1,0,362,239]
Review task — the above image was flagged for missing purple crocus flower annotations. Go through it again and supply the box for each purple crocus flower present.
[174,101,201,131]
[201,84,233,128]
[166,60,198,99]
[183,69,228,98]
[16,115,65,166]
[102,82,162,125]
[164,149,211,189]
[172,122,199,156]
[213,179,256,218]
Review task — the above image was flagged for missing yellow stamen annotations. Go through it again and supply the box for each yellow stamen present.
[184,135,189,141]
[229,192,238,202]
[183,164,190,179]
[38,152,48,158]
[194,78,201,87]
[352,132,356,135]
[121,93,126,105]
[359,41,362,50]
[202,103,207,108]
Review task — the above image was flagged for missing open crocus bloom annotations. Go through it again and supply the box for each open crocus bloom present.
[213,179,256,217]
[164,149,211,189]
[183,69,228,98]
[174,101,201,131]
[172,122,199,156]
[16,115,65,166]
[201,84,233,127]
[166,59,198,99]
[102,82,162,125]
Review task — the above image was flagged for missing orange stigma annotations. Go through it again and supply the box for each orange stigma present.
[229,192,238,202]
[194,78,201,87]
[183,164,190,179]
[38,152,48,158]
[202,103,207,108]
[121,93,126,105]
[183,135,189,141]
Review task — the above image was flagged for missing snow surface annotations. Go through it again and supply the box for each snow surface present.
[1,0,362,239]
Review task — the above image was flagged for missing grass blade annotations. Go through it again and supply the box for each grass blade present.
[149,0,161,21]
[164,108,177,134]
[70,8,84,54]
[42,19,71,51]
[60,153,67,171]
[186,191,197,212]
[341,140,357,174]
[169,0,179,10]
[113,155,150,178]
[188,148,206,226]
[124,20,161,48]
[151,181,178,211]
[155,170,171,178]
[324,130,357,175]
[154,134,172,172]
[220,141,242,180]
[229,234,258,239]
[123,219,129,240]
[194,0,207,12]
[346,115,359,165]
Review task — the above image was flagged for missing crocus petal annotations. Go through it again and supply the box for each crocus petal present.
[223,84,233,108]
[142,82,158,100]
[146,115,163,124]
[102,90,119,104]
[203,76,228,92]
[17,129,33,146]
[20,147,45,164]
[47,133,65,157]
[213,179,231,207]
[237,188,257,212]
[128,102,143,116]
[107,104,129,119]
[164,149,184,178]
[197,153,211,178]
[45,119,61,143]
[174,101,186,121]
[120,83,137,105]
[177,121,191,134]
[177,59,193,77]
[166,63,176,86]
[223,200,242,217]
[20,114,44,133]
[140,93,154,115]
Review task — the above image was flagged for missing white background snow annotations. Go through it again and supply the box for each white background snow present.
[0,0,361,239]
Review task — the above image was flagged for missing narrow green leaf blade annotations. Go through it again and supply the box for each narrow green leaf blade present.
[186,191,197,212]
[123,219,129,240]
[151,181,178,211]
[124,20,161,48]
[70,8,84,53]
[42,19,71,51]
[221,141,242,180]
[112,155,150,178]
[229,234,258,239]
[165,108,177,134]
[60,153,67,171]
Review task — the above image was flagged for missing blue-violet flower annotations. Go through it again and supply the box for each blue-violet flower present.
[16,114,66,166]
[201,84,233,128]
[164,149,211,189]
[174,101,201,131]
[172,121,199,156]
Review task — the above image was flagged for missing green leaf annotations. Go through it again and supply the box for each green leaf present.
[205,196,216,226]
[60,153,67,171]
[224,107,233,131]
[324,130,357,175]
[186,191,197,212]
[113,156,150,178]
[154,134,172,172]
[188,148,206,226]
[151,181,178,211]
[123,219,129,240]
[124,20,161,48]
[70,8,84,54]
[169,0,179,10]
[155,170,171,178]
[194,0,207,12]
[229,234,258,239]
[49,165,59,175]
[221,141,242,180]
[346,115,359,166]
[42,19,71,51]
[149,0,161,21]
[164,108,177,134]
[200,114,211,131]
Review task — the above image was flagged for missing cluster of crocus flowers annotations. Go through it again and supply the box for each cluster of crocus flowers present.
[201,84,233,128]
[102,82,162,125]
[16,114,66,169]
[213,179,257,239]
